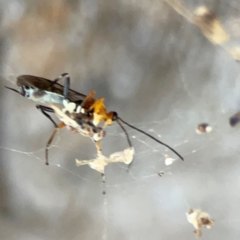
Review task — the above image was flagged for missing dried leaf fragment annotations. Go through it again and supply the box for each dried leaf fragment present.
[186,209,214,237]
[76,147,135,173]
[164,155,175,165]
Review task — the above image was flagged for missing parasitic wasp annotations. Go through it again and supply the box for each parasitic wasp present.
[6,74,184,164]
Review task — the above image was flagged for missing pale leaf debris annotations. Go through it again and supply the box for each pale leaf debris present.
[186,209,214,237]
[76,147,135,174]
[164,154,175,165]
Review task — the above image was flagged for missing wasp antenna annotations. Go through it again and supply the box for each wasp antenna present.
[116,119,132,147]
[118,117,184,161]
[45,122,66,165]
[116,119,134,170]
[5,86,22,96]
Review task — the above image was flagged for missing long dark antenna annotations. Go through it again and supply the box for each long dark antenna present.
[5,86,22,96]
[116,119,132,147]
[118,117,184,161]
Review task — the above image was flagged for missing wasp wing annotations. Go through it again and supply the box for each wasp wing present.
[17,75,86,102]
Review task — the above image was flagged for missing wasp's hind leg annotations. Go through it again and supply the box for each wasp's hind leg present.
[36,105,58,128]
[45,122,65,165]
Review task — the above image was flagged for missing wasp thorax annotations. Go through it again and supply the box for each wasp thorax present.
[62,99,77,113]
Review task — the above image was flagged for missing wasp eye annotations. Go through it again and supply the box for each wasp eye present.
[112,111,118,121]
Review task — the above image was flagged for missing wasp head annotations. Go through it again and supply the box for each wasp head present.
[111,111,118,121]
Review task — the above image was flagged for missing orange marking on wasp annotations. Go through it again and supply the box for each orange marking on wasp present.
[45,122,66,165]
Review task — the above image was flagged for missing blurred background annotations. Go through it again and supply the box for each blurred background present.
[1,0,240,239]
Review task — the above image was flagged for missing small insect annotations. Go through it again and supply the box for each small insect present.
[72,91,184,161]
[75,147,134,174]
[6,74,183,164]
[5,73,86,127]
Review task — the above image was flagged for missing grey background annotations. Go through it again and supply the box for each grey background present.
[1,0,240,239]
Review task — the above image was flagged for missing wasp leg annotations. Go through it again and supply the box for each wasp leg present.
[101,173,106,195]
[95,140,103,156]
[36,105,58,128]
[94,140,106,194]
[51,73,70,99]
[45,122,65,165]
